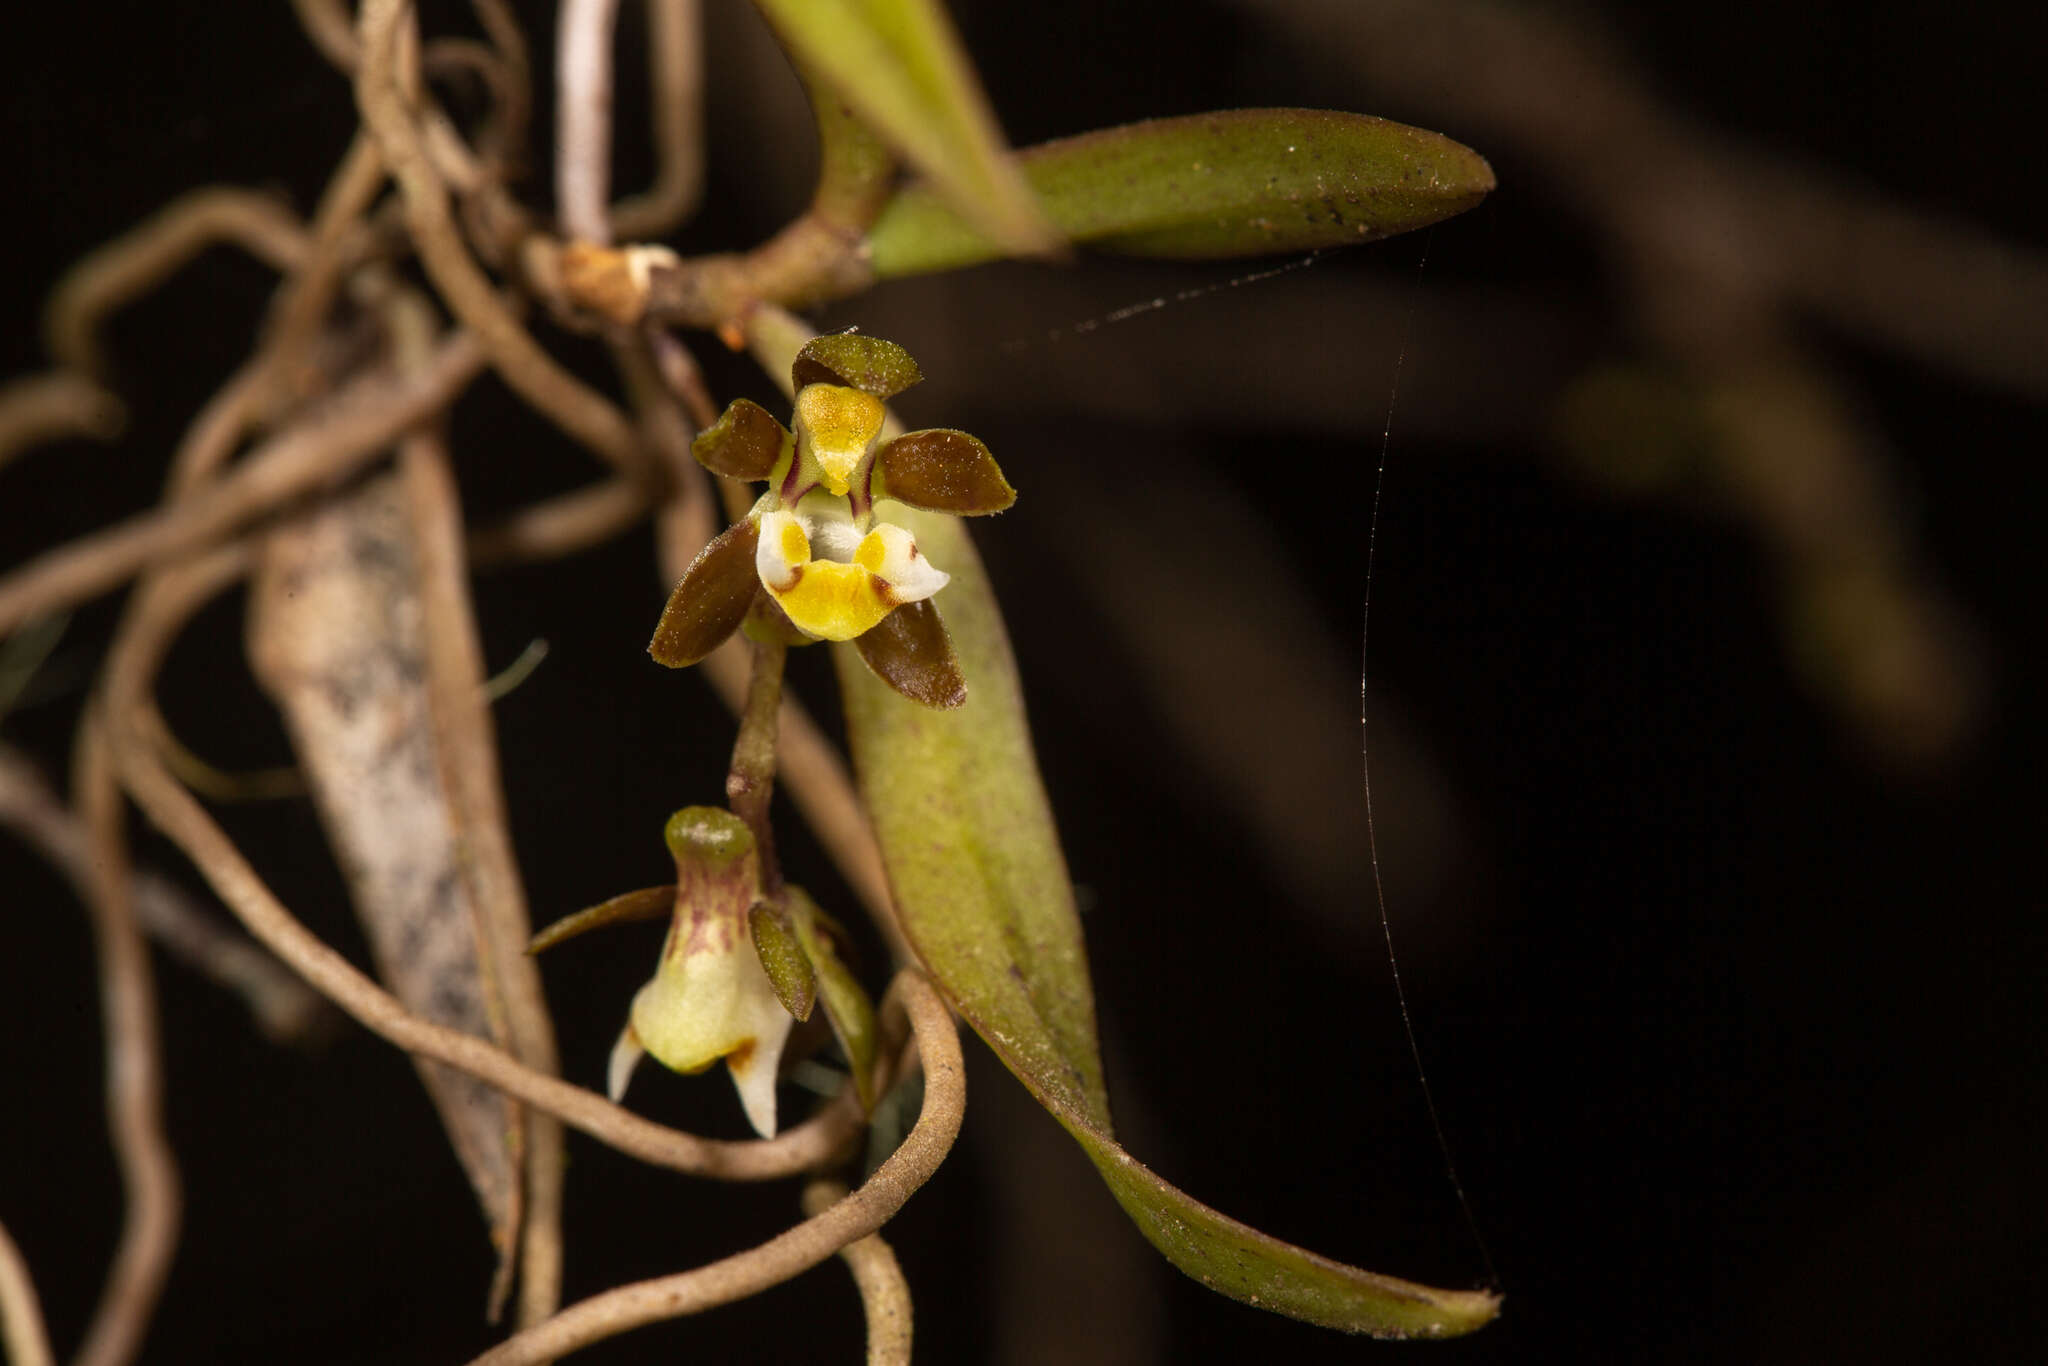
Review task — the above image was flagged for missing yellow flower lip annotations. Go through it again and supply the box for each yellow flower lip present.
[793,384,886,497]
[756,505,949,641]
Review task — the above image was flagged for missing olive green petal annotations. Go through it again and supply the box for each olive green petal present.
[792,332,925,398]
[788,887,881,1114]
[748,904,818,1022]
[693,398,792,480]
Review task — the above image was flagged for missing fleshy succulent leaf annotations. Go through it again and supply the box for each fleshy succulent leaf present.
[792,332,925,399]
[649,518,762,668]
[834,509,1110,1124]
[851,598,966,709]
[693,398,792,480]
[838,507,1501,1339]
[528,884,676,954]
[874,429,1015,514]
[865,108,1496,277]
[748,904,817,1021]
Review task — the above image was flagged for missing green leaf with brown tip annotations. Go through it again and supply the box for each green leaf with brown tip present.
[792,333,925,398]
[875,429,1014,514]
[753,0,1060,259]
[649,519,761,668]
[748,904,817,1021]
[853,598,967,709]
[1079,1128,1502,1338]
[694,399,792,480]
[787,887,881,1113]
[866,108,1496,277]
[837,508,1499,1339]
[528,884,674,954]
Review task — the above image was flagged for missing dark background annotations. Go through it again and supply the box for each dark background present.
[2,1,2042,1362]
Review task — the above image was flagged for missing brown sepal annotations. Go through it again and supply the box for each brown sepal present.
[854,600,967,709]
[648,519,761,667]
[792,333,924,399]
[529,884,676,954]
[874,429,1015,514]
[692,398,791,480]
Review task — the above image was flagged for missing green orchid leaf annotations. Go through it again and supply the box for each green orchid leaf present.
[753,0,1059,258]
[866,108,1495,278]
[743,310,1499,1337]
[834,507,1113,1127]
[835,510,1498,1336]
[1079,1123,1502,1338]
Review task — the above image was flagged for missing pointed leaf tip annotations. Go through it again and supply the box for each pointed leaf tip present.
[840,508,1500,1339]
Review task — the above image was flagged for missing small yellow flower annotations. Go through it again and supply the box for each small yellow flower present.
[648,333,1014,709]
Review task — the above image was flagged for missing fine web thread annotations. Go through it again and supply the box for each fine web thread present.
[1361,239,1501,1291]
[997,253,1323,352]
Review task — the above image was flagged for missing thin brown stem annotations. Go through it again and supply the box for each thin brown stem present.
[250,131,389,413]
[800,1180,913,1366]
[609,0,705,241]
[645,326,720,430]
[103,551,867,1182]
[0,372,124,472]
[461,971,961,1366]
[355,0,643,474]
[641,70,896,327]
[289,0,359,73]
[466,477,649,567]
[466,0,534,163]
[0,742,330,1042]
[0,333,483,637]
[163,359,273,500]
[69,712,181,1366]
[0,1216,54,1366]
[397,427,565,1327]
[726,636,787,898]
[45,189,309,378]
[556,0,623,245]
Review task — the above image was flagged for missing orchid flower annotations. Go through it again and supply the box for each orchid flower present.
[603,808,792,1139]
[649,333,1014,708]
